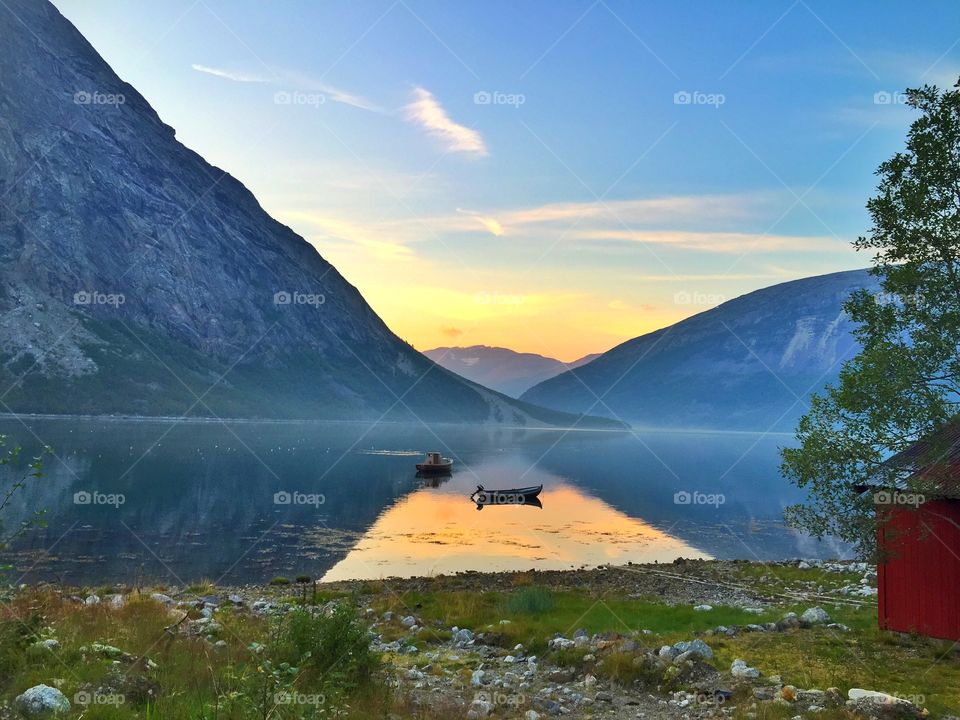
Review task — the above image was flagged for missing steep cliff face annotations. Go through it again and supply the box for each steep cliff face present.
[521,269,881,431]
[0,0,615,426]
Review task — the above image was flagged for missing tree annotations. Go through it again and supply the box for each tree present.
[781,81,960,556]
[0,435,49,570]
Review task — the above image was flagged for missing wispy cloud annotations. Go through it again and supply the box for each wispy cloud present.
[191,64,381,112]
[457,208,503,236]
[191,64,271,83]
[403,86,488,157]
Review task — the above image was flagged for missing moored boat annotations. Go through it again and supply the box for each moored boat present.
[469,484,542,505]
[416,451,453,474]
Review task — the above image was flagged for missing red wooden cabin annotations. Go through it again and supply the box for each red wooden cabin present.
[869,423,960,641]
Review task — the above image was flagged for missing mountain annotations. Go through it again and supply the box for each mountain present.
[422,346,601,397]
[0,0,620,428]
[521,269,881,431]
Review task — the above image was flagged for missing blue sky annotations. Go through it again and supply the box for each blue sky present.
[52,0,960,359]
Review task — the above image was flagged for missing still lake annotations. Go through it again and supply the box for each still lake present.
[0,418,845,585]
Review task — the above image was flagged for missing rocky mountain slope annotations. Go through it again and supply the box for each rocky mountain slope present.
[0,0,616,427]
[521,269,881,431]
[422,346,600,397]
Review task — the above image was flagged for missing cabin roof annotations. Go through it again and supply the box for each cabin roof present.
[861,419,960,500]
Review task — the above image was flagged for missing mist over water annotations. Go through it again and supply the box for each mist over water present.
[0,419,846,585]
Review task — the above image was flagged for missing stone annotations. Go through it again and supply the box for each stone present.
[452,627,475,645]
[213,640,228,651]
[383,611,393,621]
[84,594,100,605]
[227,594,244,605]
[533,697,561,715]
[15,684,71,716]
[776,613,801,631]
[674,650,694,665]
[471,669,485,686]
[106,594,125,609]
[466,699,493,719]
[730,658,760,679]
[405,668,425,681]
[34,639,60,651]
[150,593,174,606]
[658,644,677,660]
[753,687,776,701]
[672,638,713,660]
[401,615,417,628]
[694,604,713,611]
[525,711,541,720]
[595,691,614,702]
[548,637,575,651]
[800,607,830,625]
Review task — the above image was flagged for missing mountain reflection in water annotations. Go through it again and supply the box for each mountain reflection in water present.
[0,419,845,584]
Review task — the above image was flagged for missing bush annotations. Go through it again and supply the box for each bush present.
[271,604,380,692]
[506,586,556,615]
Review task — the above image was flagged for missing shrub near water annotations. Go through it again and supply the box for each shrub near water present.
[271,603,380,694]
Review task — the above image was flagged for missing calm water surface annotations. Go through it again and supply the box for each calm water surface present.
[0,419,845,584]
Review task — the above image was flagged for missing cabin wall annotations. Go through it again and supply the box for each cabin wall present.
[877,499,960,641]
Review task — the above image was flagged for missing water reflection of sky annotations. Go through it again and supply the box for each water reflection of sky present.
[0,420,845,584]
[324,480,708,581]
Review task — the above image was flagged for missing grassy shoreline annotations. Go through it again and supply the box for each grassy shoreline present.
[1,560,957,719]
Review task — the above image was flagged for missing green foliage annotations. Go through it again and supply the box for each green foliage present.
[782,79,960,555]
[0,435,49,559]
[0,613,42,679]
[271,604,380,694]
[505,586,556,615]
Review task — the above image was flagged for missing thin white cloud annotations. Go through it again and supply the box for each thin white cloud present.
[191,64,381,112]
[191,64,271,83]
[456,208,503,236]
[403,86,488,157]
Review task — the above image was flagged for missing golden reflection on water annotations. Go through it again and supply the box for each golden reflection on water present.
[322,482,709,581]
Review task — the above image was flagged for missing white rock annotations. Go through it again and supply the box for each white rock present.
[15,684,70,716]
[151,593,174,606]
[471,669,486,686]
[731,658,761,679]
[693,604,713,612]
[848,688,913,705]
[84,594,100,606]
[800,607,830,625]
[672,638,713,660]
[401,615,417,628]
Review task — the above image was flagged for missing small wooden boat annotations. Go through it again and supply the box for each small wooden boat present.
[470,484,542,504]
[416,451,453,474]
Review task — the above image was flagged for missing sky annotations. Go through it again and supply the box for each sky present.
[52,0,960,361]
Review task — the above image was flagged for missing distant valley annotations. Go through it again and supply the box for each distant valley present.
[422,346,601,397]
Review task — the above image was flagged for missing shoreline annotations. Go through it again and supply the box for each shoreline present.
[6,558,951,719]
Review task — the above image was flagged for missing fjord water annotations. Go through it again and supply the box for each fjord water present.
[0,419,843,584]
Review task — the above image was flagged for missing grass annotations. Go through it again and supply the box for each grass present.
[0,588,398,720]
[3,576,959,717]
[366,582,960,715]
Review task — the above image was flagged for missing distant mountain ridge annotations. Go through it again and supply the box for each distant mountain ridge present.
[422,346,601,397]
[521,269,881,431]
[0,0,620,428]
